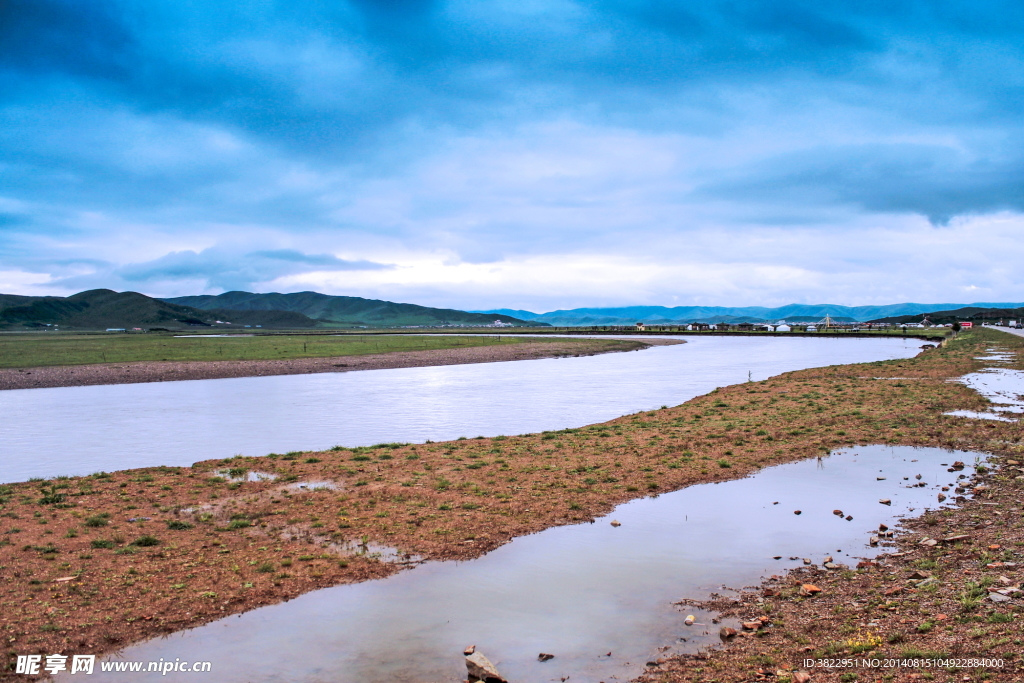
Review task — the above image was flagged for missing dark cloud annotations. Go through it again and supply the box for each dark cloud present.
[700,141,1024,225]
[111,248,392,291]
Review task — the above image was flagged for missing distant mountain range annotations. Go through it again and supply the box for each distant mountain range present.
[0,289,537,330]
[5,289,1022,331]
[475,302,1024,325]
[164,291,536,328]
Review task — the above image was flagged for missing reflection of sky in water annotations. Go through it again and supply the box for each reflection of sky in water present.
[77,445,979,683]
[945,366,1024,422]
[0,336,919,483]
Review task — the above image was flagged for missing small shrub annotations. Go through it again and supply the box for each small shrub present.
[84,514,110,527]
[256,562,275,573]
[91,539,115,549]
[167,520,193,530]
[131,535,160,547]
[228,519,251,529]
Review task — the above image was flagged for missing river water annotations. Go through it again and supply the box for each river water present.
[0,336,920,483]
[81,444,978,683]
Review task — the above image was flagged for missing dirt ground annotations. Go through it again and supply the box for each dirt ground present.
[0,328,1020,681]
[0,337,668,390]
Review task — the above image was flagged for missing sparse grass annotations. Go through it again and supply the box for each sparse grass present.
[0,333,602,369]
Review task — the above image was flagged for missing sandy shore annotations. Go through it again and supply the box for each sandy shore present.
[0,338,680,390]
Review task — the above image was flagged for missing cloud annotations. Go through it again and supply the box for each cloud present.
[109,248,392,292]
[3,0,1024,305]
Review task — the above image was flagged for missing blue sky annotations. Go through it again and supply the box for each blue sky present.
[2,0,1023,311]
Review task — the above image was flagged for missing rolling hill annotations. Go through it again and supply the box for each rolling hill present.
[164,291,538,327]
[869,306,1024,325]
[0,290,318,330]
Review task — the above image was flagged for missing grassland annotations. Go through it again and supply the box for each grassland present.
[0,329,1021,680]
[0,333,550,369]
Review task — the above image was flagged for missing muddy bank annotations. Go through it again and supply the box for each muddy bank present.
[0,338,669,390]
[0,330,1018,680]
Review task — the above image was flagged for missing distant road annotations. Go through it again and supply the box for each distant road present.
[984,325,1024,338]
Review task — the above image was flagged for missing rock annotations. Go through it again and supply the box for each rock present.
[537,653,554,662]
[920,538,938,547]
[800,584,822,595]
[465,651,505,683]
[884,586,903,596]
[937,494,947,502]
[832,509,843,516]
[794,510,802,515]
[803,558,811,565]
[999,576,1013,585]
[845,515,853,521]
[719,627,738,638]
[879,498,891,505]
[1008,459,1021,466]
[773,556,782,560]
[823,562,840,570]
[908,571,931,580]
[869,536,879,546]
[792,671,811,683]
[823,555,833,563]
[878,524,888,531]
[52,576,77,583]
[610,520,621,527]
[915,474,922,480]
[951,461,965,469]
[464,645,476,656]
[989,593,1011,603]
[877,476,886,480]
[942,534,970,544]
[741,621,761,630]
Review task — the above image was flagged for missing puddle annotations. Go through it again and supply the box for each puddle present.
[82,445,983,683]
[212,469,278,483]
[944,367,1024,422]
[287,480,337,491]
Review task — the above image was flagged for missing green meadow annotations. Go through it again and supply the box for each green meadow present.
[0,333,542,369]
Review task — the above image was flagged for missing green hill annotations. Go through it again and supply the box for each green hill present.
[0,290,317,330]
[164,291,538,327]
[869,306,1024,325]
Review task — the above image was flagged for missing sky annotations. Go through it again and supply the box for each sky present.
[2,0,1024,312]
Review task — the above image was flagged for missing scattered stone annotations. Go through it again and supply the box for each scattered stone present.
[800,584,822,596]
[794,510,802,515]
[879,498,891,505]
[792,671,811,683]
[832,509,843,516]
[920,538,938,547]
[845,515,853,521]
[989,593,1012,603]
[908,571,931,580]
[938,494,947,502]
[877,476,886,480]
[773,556,782,560]
[869,536,879,546]
[464,645,476,656]
[823,562,840,570]
[465,651,505,683]
[719,627,738,638]
[802,558,811,565]
[942,534,970,543]
[741,621,761,630]
[610,520,621,527]
[878,523,888,531]
[538,653,555,662]
[52,576,77,583]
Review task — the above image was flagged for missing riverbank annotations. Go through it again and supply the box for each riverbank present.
[0,329,1019,680]
[0,337,664,390]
